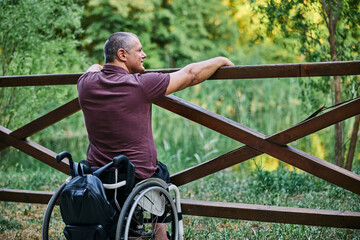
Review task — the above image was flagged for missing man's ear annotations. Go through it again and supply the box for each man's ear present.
[117,48,127,61]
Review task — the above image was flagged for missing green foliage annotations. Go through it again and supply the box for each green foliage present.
[81,0,240,68]
[0,0,88,129]
[250,0,360,109]
[0,0,88,76]
[0,0,90,168]
[251,0,359,62]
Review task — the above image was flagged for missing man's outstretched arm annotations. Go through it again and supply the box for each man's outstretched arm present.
[166,57,234,95]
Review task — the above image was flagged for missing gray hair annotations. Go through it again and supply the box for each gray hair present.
[104,32,138,63]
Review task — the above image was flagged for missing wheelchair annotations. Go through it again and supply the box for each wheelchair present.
[42,152,184,240]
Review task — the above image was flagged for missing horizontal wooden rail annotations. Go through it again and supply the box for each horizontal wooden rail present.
[0,73,82,87]
[181,199,360,229]
[1,188,359,229]
[0,188,56,205]
[1,61,359,87]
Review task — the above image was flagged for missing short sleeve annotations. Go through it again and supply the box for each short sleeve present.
[135,73,170,101]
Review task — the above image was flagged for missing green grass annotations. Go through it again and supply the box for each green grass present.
[1,164,359,239]
[179,165,360,239]
[183,217,360,240]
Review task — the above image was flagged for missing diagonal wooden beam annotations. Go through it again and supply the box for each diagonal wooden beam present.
[157,95,360,194]
[170,97,360,186]
[0,126,68,174]
[0,98,80,152]
[171,146,260,186]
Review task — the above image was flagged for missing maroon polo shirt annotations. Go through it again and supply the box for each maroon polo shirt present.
[77,64,170,179]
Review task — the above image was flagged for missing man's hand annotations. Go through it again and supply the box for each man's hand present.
[220,57,235,67]
[86,64,103,72]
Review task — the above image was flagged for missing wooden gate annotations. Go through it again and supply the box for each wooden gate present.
[1,61,360,229]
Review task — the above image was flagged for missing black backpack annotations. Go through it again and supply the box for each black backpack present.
[57,152,132,240]
[60,173,117,240]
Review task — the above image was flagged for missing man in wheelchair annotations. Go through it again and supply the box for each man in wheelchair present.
[76,32,234,239]
[44,152,178,240]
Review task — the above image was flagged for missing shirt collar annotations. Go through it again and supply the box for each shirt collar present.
[102,64,129,74]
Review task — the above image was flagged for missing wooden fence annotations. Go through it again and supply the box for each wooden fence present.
[1,61,360,229]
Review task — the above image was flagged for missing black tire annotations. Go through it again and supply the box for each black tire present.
[42,183,66,240]
[115,182,179,240]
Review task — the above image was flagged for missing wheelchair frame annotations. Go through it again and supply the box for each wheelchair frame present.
[42,152,183,240]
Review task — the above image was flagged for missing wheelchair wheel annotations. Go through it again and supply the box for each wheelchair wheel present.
[42,183,66,240]
[116,181,179,240]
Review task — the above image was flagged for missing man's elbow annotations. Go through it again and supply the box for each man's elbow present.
[186,68,198,86]
[167,65,200,95]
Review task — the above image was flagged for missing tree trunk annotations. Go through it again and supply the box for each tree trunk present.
[345,115,360,171]
[322,0,344,166]
[334,76,344,167]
